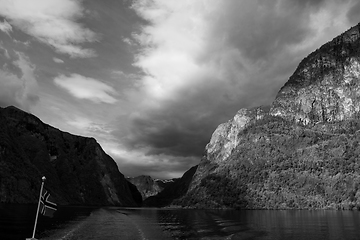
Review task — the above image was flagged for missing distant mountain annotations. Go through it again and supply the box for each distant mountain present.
[127,175,175,200]
[0,106,141,206]
[143,165,197,207]
[155,178,177,189]
[177,22,360,210]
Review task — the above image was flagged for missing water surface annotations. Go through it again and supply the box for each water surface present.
[1,204,360,240]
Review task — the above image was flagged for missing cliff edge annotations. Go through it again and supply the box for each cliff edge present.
[0,106,140,206]
[178,22,360,210]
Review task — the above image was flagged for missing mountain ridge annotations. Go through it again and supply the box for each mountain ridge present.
[126,175,175,200]
[144,165,198,207]
[0,106,141,206]
[176,22,360,210]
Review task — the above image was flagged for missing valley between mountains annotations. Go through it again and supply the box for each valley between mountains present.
[2,22,360,210]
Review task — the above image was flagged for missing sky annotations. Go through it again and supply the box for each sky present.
[0,0,358,179]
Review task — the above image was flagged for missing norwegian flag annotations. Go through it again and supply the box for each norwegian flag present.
[40,189,57,217]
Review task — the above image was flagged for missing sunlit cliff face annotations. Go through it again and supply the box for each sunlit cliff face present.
[271,24,360,125]
[179,22,360,210]
[205,24,360,166]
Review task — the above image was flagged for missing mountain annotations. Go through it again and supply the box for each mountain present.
[143,165,197,207]
[177,22,360,210]
[127,175,175,200]
[0,106,141,206]
[155,178,177,189]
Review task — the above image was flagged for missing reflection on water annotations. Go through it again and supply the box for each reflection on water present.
[121,208,360,240]
[127,208,266,239]
[0,204,38,240]
[1,204,360,240]
[0,204,95,240]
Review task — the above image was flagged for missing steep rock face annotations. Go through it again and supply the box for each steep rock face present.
[0,106,140,206]
[188,107,268,194]
[179,22,360,210]
[126,181,143,206]
[271,23,360,126]
[155,178,176,189]
[144,165,197,207]
[127,175,172,200]
[206,107,268,163]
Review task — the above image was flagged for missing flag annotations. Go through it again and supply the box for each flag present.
[40,189,57,217]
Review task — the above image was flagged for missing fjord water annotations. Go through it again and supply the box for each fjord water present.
[2,205,360,240]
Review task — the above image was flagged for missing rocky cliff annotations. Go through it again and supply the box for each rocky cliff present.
[144,165,197,207]
[0,106,141,206]
[127,175,174,200]
[271,23,360,126]
[178,22,360,209]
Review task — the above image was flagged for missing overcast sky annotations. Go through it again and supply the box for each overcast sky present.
[0,0,358,179]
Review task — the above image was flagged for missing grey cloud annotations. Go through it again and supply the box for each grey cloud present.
[127,113,212,157]
[209,0,327,63]
[285,0,326,8]
[115,156,197,179]
[123,73,278,158]
[347,1,360,25]
[0,18,12,36]
[26,94,40,106]
[0,51,39,110]
[123,0,352,161]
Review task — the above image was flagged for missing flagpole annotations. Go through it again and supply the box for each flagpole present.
[29,176,46,240]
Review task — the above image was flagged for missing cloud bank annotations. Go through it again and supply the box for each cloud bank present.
[0,0,356,179]
[124,0,354,161]
[0,0,98,58]
[0,52,39,110]
[54,74,118,104]
[0,19,12,36]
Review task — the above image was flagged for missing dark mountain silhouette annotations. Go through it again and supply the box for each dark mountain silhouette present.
[143,165,197,207]
[0,106,141,206]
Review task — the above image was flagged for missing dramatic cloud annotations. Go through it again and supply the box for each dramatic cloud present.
[0,52,39,110]
[0,0,97,58]
[0,19,12,36]
[126,0,354,159]
[103,141,198,179]
[1,0,355,179]
[54,74,118,104]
